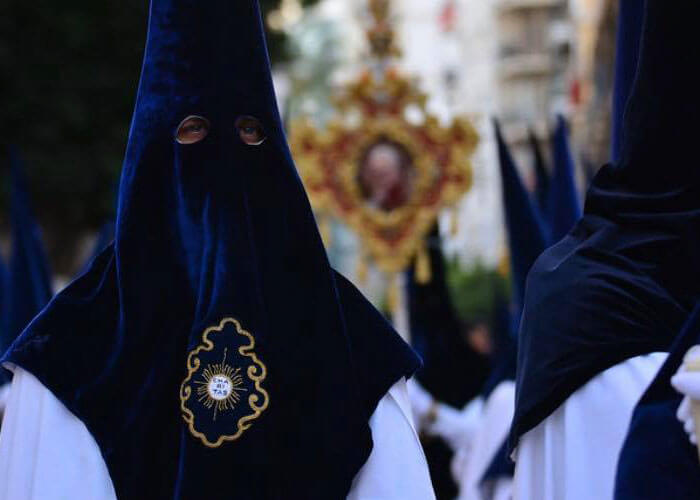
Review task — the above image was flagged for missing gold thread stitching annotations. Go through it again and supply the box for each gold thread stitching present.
[180,317,270,448]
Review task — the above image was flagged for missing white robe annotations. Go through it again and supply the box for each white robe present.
[406,379,483,453]
[0,367,434,500]
[512,352,667,500]
[454,381,514,500]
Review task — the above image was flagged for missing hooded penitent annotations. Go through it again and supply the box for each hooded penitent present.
[406,225,491,498]
[494,122,548,314]
[0,149,53,383]
[476,121,549,483]
[510,0,700,452]
[528,128,550,227]
[481,121,548,398]
[614,302,700,500]
[407,226,490,408]
[1,2,419,498]
[547,116,581,243]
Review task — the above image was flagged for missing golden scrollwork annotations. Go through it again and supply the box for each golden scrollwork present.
[290,68,478,276]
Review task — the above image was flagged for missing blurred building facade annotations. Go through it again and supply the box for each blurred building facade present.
[569,0,617,168]
[495,0,572,139]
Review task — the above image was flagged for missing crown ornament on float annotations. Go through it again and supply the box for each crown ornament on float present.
[290,0,478,287]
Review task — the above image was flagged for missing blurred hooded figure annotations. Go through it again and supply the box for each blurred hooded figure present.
[0,149,54,414]
[404,226,492,499]
[528,128,550,227]
[511,0,700,498]
[546,116,581,244]
[410,120,549,500]
[0,2,434,499]
[449,120,548,500]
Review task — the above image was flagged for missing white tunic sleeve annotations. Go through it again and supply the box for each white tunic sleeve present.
[406,378,483,453]
[0,368,433,500]
[0,366,116,500]
[348,378,436,500]
[512,352,667,500]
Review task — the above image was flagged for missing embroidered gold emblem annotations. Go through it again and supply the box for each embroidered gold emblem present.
[195,348,247,421]
[180,318,269,448]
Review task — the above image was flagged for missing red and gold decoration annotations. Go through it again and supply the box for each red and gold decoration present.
[290,0,478,283]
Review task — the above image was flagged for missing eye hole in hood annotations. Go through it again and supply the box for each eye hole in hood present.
[175,115,211,145]
[235,115,266,146]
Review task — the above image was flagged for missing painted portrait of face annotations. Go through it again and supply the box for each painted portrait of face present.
[358,140,414,212]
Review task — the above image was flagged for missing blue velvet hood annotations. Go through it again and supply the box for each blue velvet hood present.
[546,116,581,243]
[528,128,550,227]
[477,121,549,481]
[2,2,419,498]
[494,121,548,311]
[480,122,548,399]
[510,0,700,451]
[406,226,491,408]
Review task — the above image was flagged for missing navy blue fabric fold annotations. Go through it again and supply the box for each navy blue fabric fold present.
[614,302,700,500]
[1,2,419,498]
[480,439,515,487]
